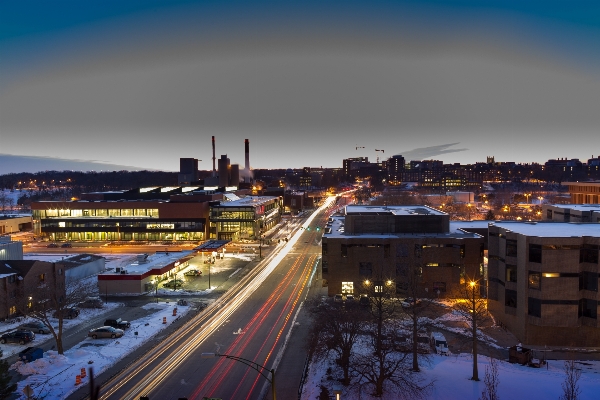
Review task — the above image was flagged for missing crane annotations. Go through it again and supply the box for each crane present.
[375,149,385,163]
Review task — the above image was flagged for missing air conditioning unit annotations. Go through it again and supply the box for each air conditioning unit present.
[121,270,127,274]
[115,267,121,273]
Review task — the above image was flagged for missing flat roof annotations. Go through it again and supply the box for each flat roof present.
[546,204,600,211]
[324,216,481,239]
[194,240,230,252]
[563,181,600,187]
[100,251,193,276]
[345,205,446,216]
[214,196,279,207]
[491,222,600,237]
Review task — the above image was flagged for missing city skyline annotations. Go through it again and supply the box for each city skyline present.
[2,1,600,172]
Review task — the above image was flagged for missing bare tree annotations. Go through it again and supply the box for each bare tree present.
[353,278,431,398]
[559,360,581,400]
[308,297,365,385]
[479,357,500,400]
[17,276,96,354]
[397,262,431,372]
[452,278,489,381]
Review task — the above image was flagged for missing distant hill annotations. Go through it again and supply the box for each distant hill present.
[0,154,148,174]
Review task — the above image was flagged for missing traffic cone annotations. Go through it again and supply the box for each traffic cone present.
[80,368,86,378]
[162,316,167,324]
[172,307,177,316]
[75,375,81,386]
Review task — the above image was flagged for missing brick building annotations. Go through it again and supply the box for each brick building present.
[322,205,484,297]
[487,222,600,346]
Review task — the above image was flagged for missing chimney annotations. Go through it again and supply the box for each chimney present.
[212,136,216,177]
[245,139,250,172]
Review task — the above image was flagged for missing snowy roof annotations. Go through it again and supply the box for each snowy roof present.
[100,251,193,276]
[324,216,481,239]
[491,222,600,238]
[213,196,279,207]
[57,254,105,270]
[546,204,600,212]
[345,205,446,216]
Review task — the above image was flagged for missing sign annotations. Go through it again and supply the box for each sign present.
[23,385,33,397]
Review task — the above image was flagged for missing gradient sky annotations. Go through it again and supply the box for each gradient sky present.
[2,1,600,173]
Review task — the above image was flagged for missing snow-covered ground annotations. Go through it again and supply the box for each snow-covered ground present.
[302,352,600,400]
[11,301,192,400]
[0,302,122,360]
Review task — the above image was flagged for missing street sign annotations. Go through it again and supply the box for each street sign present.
[23,385,33,398]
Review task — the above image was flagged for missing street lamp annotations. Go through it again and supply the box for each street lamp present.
[201,352,276,400]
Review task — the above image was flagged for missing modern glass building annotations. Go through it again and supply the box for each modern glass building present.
[209,196,282,240]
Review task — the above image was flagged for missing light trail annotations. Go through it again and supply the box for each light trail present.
[98,196,335,400]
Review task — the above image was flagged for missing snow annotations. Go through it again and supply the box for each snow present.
[302,352,600,400]
[11,301,193,400]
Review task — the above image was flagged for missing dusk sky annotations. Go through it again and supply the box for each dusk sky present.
[2,1,600,173]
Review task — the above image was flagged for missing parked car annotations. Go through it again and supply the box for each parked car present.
[163,279,184,289]
[359,294,370,306]
[345,294,355,302]
[53,307,80,319]
[184,269,202,277]
[430,332,449,355]
[61,243,72,248]
[18,321,51,334]
[46,243,59,248]
[104,318,130,329]
[78,297,103,308]
[88,326,124,339]
[0,330,35,345]
[333,294,343,303]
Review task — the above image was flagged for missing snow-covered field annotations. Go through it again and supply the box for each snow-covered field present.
[303,352,600,400]
[11,301,192,400]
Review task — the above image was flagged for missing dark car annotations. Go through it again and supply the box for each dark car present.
[163,279,184,289]
[53,307,80,319]
[18,321,51,334]
[104,318,130,329]
[61,243,72,248]
[184,269,202,277]
[46,243,59,248]
[88,326,124,339]
[78,297,103,308]
[359,295,370,306]
[0,330,35,345]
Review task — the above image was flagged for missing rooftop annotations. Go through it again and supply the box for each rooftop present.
[100,251,193,276]
[491,222,600,237]
[324,216,481,239]
[214,196,279,207]
[344,205,446,216]
[546,204,600,212]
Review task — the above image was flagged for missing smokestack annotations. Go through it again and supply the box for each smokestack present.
[244,139,250,172]
[212,136,216,177]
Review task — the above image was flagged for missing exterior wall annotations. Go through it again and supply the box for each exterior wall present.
[0,241,23,260]
[0,216,32,234]
[563,182,600,204]
[64,258,106,284]
[344,213,450,234]
[323,236,483,297]
[488,225,600,346]
[98,276,150,295]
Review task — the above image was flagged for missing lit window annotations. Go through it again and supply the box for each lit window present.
[342,282,354,294]
[544,273,560,278]
[375,285,383,293]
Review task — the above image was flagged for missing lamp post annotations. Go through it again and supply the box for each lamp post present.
[469,280,479,381]
[201,352,276,400]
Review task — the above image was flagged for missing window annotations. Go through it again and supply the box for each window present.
[506,265,517,283]
[529,244,542,263]
[544,273,560,278]
[39,274,45,282]
[359,262,373,278]
[396,263,408,277]
[9,306,16,316]
[342,282,354,294]
[341,244,348,257]
[528,297,542,318]
[547,209,552,219]
[374,285,383,293]
[321,260,328,273]
[322,243,328,256]
[506,240,518,257]
[580,245,599,264]
[433,282,446,293]
[396,244,409,257]
[579,298,597,319]
[579,271,598,292]
[505,289,517,308]
[414,245,422,258]
[384,244,390,258]
[528,272,541,289]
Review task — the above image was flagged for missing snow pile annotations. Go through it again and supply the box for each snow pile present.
[11,301,192,400]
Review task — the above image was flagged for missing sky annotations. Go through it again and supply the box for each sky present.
[2,1,600,173]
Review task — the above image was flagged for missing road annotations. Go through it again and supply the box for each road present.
[87,199,332,400]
